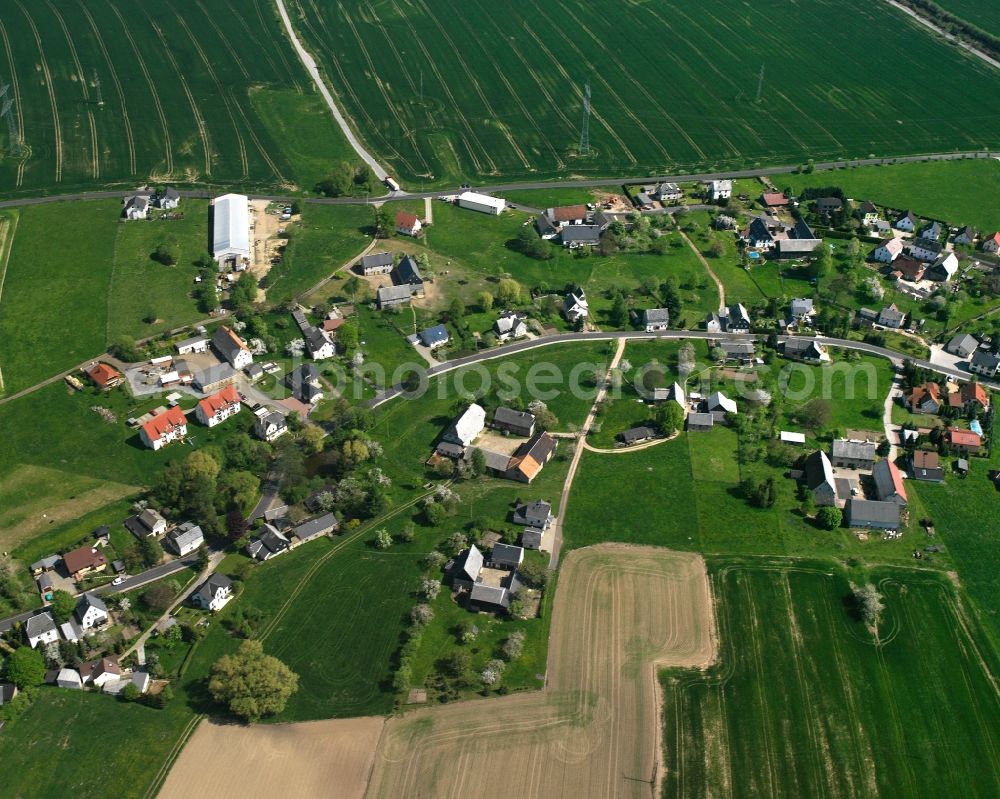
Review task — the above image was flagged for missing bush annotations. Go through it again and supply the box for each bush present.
[501,630,526,661]
[817,506,842,530]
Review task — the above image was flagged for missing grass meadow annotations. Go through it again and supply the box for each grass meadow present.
[782,158,1000,232]
[662,563,1000,798]
[0,0,351,195]
[935,0,1000,35]
[291,0,1000,186]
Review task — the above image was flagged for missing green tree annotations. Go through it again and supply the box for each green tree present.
[374,206,392,237]
[654,402,684,436]
[121,682,141,702]
[151,244,177,266]
[226,510,248,542]
[216,470,260,515]
[209,639,299,722]
[817,506,842,530]
[609,292,628,327]
[470,448,486,476]
[337,322,360,355]
[497,278,522,305]
[852,583,884,626]
[374,528,393,550]
[139,536,163,569]
[49,589,77,624]
[6,646,45,688]
[448,297,465,322]
[477,291,494,311]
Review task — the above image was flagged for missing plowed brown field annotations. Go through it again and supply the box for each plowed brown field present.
[366,544,716,799]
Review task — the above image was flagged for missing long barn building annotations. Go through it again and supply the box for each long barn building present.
[213,193,251,265]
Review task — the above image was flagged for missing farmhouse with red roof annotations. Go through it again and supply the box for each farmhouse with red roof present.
[195,385,242,428]
[140,406,188,450]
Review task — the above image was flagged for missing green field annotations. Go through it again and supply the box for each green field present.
[933,0,1000,45]
[782,158,1000,231]
[290,0,1000,186]
[0,0,353,195]
[662,562,1000,798]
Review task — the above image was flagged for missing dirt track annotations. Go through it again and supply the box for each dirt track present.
[158,716,384,799]
[365,544,717,799]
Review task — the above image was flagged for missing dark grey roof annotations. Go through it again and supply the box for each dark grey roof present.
[493,406,535,430]
[971,350,1000,370]
[25,612,57,638]
[436,441,466,458]
[910,237,942,254]
[561,225,601,244]
[846,499,900,527]
[792,219,818,240]
[377,284,413,304]
[193,573,232,604]
[688,412,714,428]
[193,363,236,388]
[872,459,905,501]
[748,216,773,243]
[418,324,450,347]
[30,555,61,572]
[918,221,941,239]
[814,196,843,211]
[643,308,670,325]
[76,593,107,615]
[168,522,204,551]
[721,341,755,356]
[513,500,552,527]
[491,543,524,567]
[303,326,330,354]
[394,255,423,285]
[831,439,877,461]
[361,251,393,268]
[619,425,657,444]
[804,450,835,492]
[248,526,289,559]
[784,338,824,359]
[948,333,978,353]
[290,363,319,385]
[469,582,509,608]
[294,512,339,540]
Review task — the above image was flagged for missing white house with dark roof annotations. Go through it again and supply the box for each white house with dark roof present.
[831,438,876,469]
[246,524,290,561]
[254,406,288,442]
[494,311,527,342]
[157,187,181,210]
[908,237,944,262]
[872,238,903,263]
[360,251,393,276]
[125,508,167,539]
[191,574,233,611]
[75,594,109,630]
[293,513,339,544]
[803,450,837,507]
[877,304,906,329]
[212,326,253,370]
[564,290,589,323]
[783,338,829,363]
[493,407,535,437]
[970,350,1000,378]
[894,210,919,232]
[643,308,670,332]
[925,252,959,282]
[513,500,554,528]
[946,333,978,358]
[418,324,450,350]
[166,522,205,557]
[26,612,59,648]
[123,191,151,220]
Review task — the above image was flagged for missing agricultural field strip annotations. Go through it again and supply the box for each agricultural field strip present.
[43,0,99,180]
[104,1,173,176]
[143,9,212,176]
[412,0,531,169]
[0,18,26,186]
[0,213,18,304]
[249,0,300,85]
[296,0,417,174]
[516,24,637,164]
[76,0,136,175]
[13,0,62,183]
[365,546,715,798]
[433,0,564,169]
[169,7,248,179]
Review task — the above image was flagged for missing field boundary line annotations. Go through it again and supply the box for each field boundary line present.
[220,0,282,79]
[15,0,62,182]
[142,713,205,799]
[145,12,213,176]
[43,0,100,179]
[77,0,136,175]
[193,0,252,81]
[105,0,173,175]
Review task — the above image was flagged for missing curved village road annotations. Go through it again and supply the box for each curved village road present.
[365,330,995,409]
[0,151,997,210]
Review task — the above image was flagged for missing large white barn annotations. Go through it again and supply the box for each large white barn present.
[457,191,506,215]
[212,193,251,264]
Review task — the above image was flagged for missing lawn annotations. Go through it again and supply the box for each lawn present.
[107,202,212,340]
[661,562,1000,798]
[265,204,374,303]
[0,688,194,799]
[492,187,601,209]
[0,202,119,393]
[782,158,1000,232]
[0,0,361,196]
[291,0,1000,186]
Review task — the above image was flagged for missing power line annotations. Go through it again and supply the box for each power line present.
[93,68,104,107]
[1,95,22,157]
[755,62,765,103]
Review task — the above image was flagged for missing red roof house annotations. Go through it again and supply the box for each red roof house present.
[86,363,124,390]
[140,406,188,450]
[195,385,241,428]
[63,546,108,579]
[761,192,788,207]
[395,211,422,237]
[947,428,981,451]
